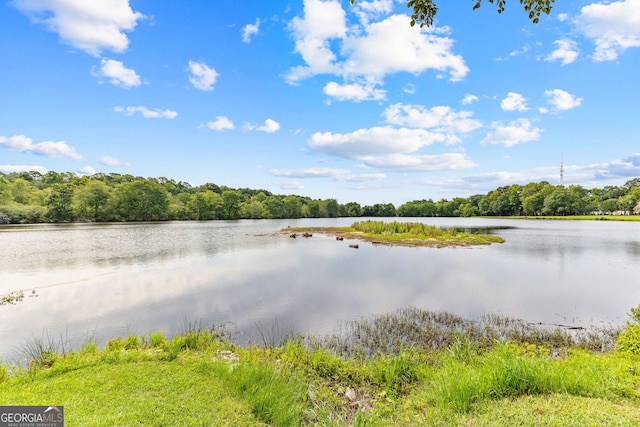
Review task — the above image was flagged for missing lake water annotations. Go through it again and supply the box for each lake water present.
[1,218,639,362]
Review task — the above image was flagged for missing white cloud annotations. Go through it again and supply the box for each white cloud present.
[92,59,141,88]
[403,83,416,94]
[256,119,281,133]
[351,0,394,24]
[361,153,477,171]
[0,134,82,160]
[287,0,347,83]
[500,92,529,112]
[309,126,445,157]
[576,0,640,61]
[545,39,579,65]
[269,167,386,182]
[544,89,583,111]
[323,81,386,101]
[114,106,178,119]
[461,94,478,105]
[341,15,468,81]
[277,180,305,190]
[480,119,542,147]
[242,18,260,43]
[78,165,96,175]
[245,119,281,133]
[0,165,48,174]
[590,153,640,178]
[286,1,468,89]
[269,167,351,178]
[557,13,569,22]
[99,155,127,166]
[13,0,144,56]
[188,61,219,91]
[207,116,235,131]
[308,126,476,171]
[383,103,482,135]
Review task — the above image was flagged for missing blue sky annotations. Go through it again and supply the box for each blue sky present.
[1,0,639,205]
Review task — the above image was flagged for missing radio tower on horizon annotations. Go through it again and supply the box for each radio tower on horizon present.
[560,156,564,186]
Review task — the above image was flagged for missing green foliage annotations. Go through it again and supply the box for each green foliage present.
[430,343,623,413]
[372,348,419,398]
[1,170,638,223]
[210,360,306,426]
[0,363,7,384]
[616,305,640,355]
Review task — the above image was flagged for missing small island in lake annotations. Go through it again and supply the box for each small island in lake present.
[281,220,505,248]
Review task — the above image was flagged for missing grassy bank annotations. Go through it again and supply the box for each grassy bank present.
[1,308,639,426]
[284,220,505,247]
[495,215,640,221]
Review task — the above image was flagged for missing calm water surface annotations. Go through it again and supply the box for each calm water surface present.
[1,218,639,362]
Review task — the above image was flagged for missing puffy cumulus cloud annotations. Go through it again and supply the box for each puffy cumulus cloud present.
[242,18,260,43]
[114,106,178,119]
[13,0,144,56]
[500,92,529,112]
[576,0,640,61]
[245,119,281,133]
[0,134,82,160]
[0,164,48,174]
[480,119,542,147]
[341,15,468,81]
[589,153,640,178]
[92,59,141,88]
[544,89,583,111]
[269,167,386,182]
[309,126,446,157]
[256,119,281,133]
[78,165,96,175]
[383,103,482,135]
[188,61,219,91]
[286,0,468,96]
[461,94,478,105]
[308,126,476,172]
[323,81,386,101]
[99,155,128,166]
[206,116,235,131]
[545,39,579,65]
[287,0,347,83]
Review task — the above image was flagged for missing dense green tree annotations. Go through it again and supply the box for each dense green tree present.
[187,192,222,220]
[283,196,303,219]
[307,200,326,218]
[363,203,396,217]
[74,180,111,221]
[45,184,75,222]
[325,199,339,218]
[340,201,363,217]
[115,180,169,221]
[221,190,241,220]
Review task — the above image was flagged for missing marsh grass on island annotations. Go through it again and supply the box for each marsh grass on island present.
[281,220,505,248]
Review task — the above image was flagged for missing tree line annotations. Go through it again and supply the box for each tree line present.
[0,170,639,224]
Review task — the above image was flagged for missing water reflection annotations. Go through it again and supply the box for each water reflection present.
[0,218,639,362]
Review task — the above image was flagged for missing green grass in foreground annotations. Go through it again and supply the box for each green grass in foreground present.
[287,220,504,247]
[1,318,640,426]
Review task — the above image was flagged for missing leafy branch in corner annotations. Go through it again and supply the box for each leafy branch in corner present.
[350,0,555,27]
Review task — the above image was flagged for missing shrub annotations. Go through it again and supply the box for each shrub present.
[616,304,640,355]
